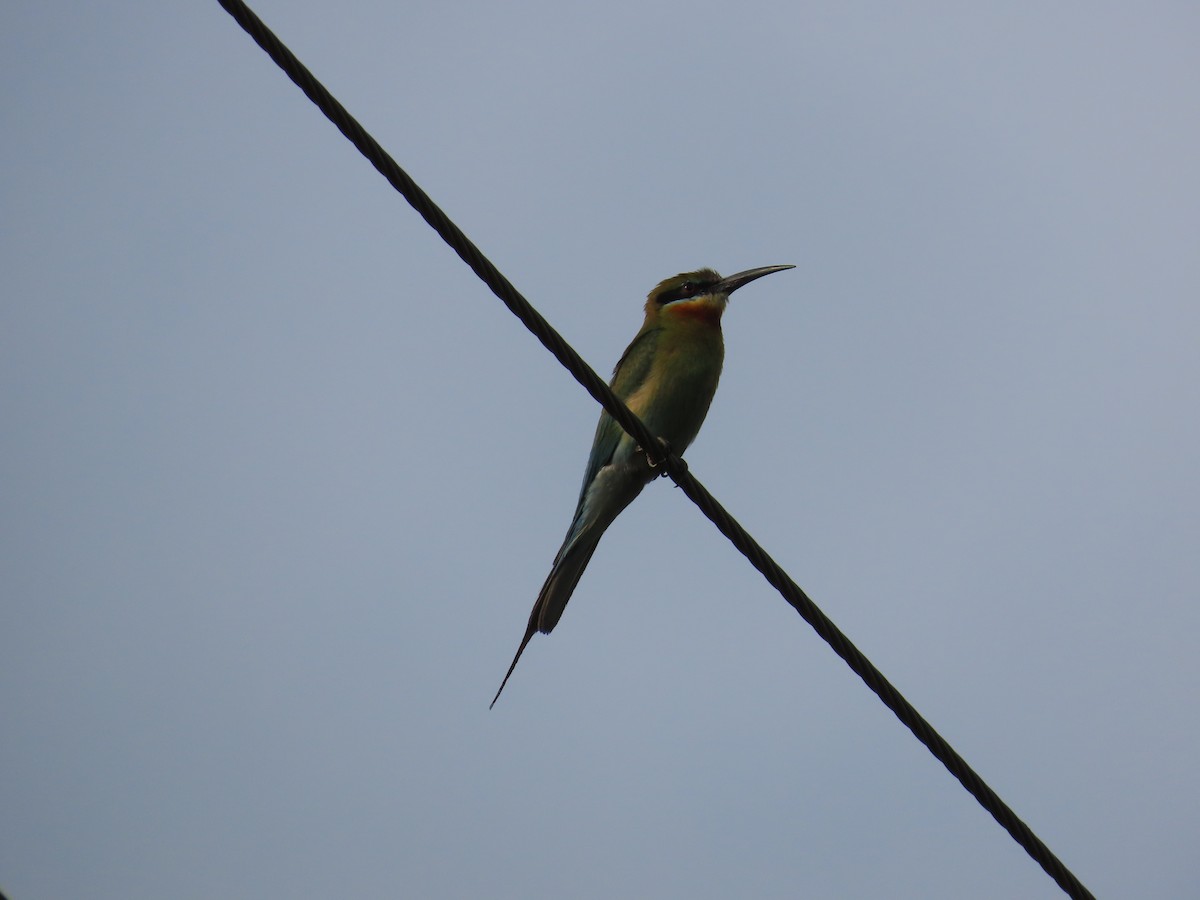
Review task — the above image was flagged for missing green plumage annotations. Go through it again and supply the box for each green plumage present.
[491,264,793,707]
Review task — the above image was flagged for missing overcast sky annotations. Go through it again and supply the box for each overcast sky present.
[2,3,1198,898]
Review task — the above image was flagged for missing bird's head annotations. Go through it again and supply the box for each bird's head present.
[645,265,794,325]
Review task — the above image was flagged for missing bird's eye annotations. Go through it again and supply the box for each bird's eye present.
[657,280,707,305]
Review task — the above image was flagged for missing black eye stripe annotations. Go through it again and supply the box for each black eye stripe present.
[658,281,704,305]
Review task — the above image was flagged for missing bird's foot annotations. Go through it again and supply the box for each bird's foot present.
[638,438,674,476]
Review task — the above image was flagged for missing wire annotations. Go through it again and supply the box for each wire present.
[214,3,1096,898]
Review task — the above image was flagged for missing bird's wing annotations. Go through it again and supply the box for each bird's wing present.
[573,325,661,508]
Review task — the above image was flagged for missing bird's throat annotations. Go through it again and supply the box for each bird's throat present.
[664,296,725,326]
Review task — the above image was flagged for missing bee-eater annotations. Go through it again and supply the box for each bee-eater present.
[490,264,795,707]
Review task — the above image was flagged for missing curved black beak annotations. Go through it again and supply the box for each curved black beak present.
[715,264,796,296]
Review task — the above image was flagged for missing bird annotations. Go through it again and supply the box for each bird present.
[490,264,795,707]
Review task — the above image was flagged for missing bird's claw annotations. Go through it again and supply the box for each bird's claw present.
[638,438,673,475]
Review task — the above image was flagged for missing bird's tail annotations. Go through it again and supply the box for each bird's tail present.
[533,527,603,634]
[489,527,602,709]
[489,621,536,710]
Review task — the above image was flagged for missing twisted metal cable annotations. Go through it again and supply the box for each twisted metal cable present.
[213,0,663,465]
[215,3,1095,897]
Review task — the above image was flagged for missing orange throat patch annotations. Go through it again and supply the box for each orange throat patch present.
[665,296,725,325]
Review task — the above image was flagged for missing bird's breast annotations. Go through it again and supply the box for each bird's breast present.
[626,329,724,455]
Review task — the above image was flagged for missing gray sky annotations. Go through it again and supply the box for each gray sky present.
[3,2,1197,898]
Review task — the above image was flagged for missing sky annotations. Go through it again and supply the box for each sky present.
[2,2,1198,898]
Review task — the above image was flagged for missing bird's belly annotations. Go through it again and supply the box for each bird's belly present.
[627,359,721,455]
